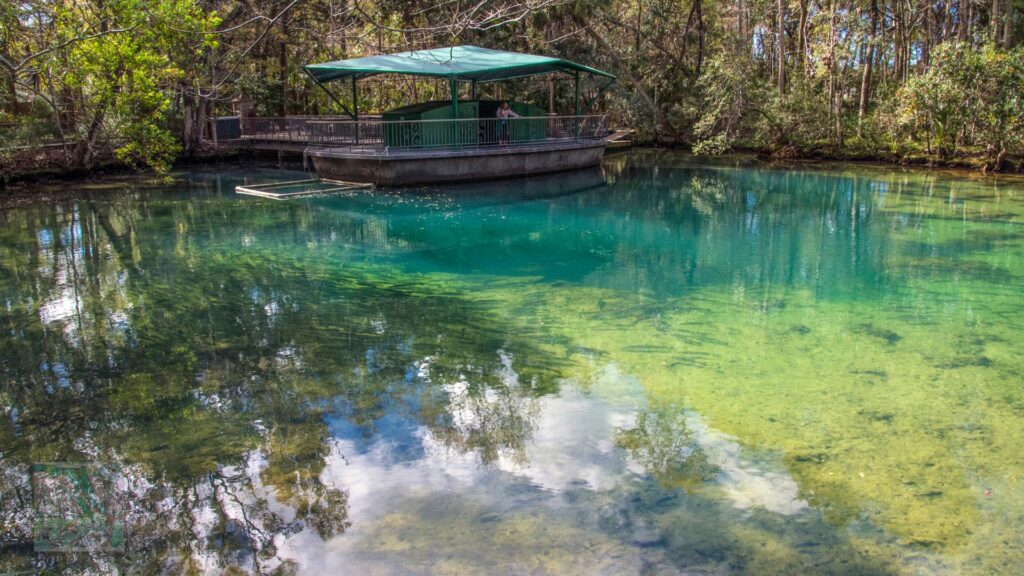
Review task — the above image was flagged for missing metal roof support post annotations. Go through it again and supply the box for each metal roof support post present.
[573,71,581,138]
[351,77,360,145]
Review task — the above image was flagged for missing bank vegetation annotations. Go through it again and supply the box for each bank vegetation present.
[3,0,1024,180]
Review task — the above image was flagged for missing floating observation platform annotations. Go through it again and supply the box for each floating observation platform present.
[308,139,606,186]
[234,46,618,186]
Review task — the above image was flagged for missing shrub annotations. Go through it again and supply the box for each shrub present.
[894,42,1024,167]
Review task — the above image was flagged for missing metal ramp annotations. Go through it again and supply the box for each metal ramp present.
[604,129,634,149]
[235,178,372,199]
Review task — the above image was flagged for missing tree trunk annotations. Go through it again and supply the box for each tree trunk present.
[992,0,1001,42]
[183,90,195,153]
[858,0,879,136]
[636,0,643,52]
[922,3,932,67]
[957,0,967,40]
[894,2,904,81]
[777,0,786,93]
[737,0,745,42]
[4,71,16,116]
[878,1,888,86]
[194,95,209,150]
[798,0,808,74]
[827,0,838,143]
[279,43,288,116]
[76,98,109,167]
[967,0,975,42]
[835,90,844,148]
[696,0,705,76]
[994,144,1007,171]
[941,0,951,39]
[1004,0,1014,47]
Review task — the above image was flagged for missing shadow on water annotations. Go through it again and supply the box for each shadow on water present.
[397,165,610,203]
[270,158,910,295]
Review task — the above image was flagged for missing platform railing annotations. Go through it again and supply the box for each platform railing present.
[240,116,373,142]
[241,115,607,151]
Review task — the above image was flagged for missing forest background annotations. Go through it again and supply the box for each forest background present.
[3,0,1024,177]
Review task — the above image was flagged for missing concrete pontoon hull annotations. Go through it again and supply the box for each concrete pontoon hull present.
[308,141,605,185]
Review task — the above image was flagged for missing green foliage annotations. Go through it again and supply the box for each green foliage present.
[114,122,181,173]
[687,55,833,155]
[692,133,732,155]
[760,81,835,152]
[686,52,768,154]
[10,0,218,172]
[684,38,1024,167]
[238,73,286,117]
[893,42,1024,165]
[6,0,1024,172]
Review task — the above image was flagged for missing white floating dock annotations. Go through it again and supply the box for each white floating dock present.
[235,178,372,199]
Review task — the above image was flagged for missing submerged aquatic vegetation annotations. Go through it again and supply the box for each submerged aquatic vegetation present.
[0,154,1022,573]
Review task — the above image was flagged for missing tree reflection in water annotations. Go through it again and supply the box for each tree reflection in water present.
[0,183,564,573]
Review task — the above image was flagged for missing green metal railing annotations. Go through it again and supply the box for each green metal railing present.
[240,115,607,151]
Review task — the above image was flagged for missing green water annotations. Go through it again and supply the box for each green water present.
[1,151,1022,574]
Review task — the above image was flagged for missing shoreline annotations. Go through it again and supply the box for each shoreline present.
[0,146,305,207]
[631,139,1024,173]
[4,144,1024,207]
[1,144,255,188]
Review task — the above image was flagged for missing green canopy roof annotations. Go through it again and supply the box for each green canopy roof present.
[304,45,615,84]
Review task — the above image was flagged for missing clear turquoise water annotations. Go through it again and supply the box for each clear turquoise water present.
[1,151,1022,574]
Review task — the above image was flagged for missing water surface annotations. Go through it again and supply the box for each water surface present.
[1,151,1022,574]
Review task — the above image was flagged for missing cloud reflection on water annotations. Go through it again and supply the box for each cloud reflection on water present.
[282,361,811,573]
